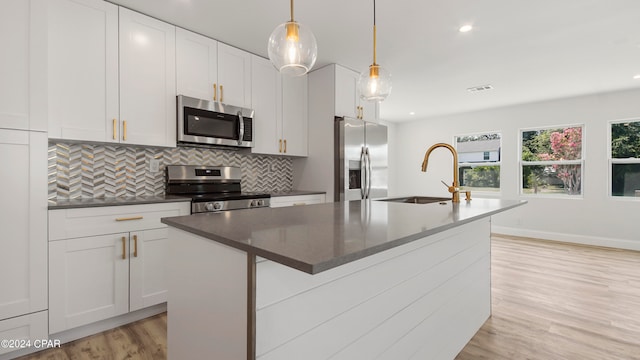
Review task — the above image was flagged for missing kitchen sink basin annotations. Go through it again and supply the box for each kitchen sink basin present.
[376,196,451,204]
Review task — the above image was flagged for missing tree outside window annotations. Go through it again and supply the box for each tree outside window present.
[610,120,640,198]
[455,133,501,192]
[520,125,583,196]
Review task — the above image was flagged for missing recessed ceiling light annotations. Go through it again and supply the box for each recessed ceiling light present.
[459,25,473,33]
[634,74,640,80]
[467,84,493,93]
[409,112,415,115]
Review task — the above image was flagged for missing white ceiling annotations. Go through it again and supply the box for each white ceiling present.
[108,0,640,122]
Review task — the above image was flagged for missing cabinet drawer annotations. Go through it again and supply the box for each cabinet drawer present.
[49,202,190,241]
[270,194,326,208]
[0,311,48,356]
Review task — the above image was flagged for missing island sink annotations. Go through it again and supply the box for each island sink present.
[376,196,450,204]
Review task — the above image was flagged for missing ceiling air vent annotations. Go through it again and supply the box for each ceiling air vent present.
[466,84,493,93]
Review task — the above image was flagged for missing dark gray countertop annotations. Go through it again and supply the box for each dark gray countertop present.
[48,195,192,209]
[270,190,326,197]
[161,198,526,274]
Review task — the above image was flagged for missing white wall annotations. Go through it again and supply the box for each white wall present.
[391,87,640,250]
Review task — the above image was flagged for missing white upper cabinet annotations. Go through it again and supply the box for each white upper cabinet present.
[45,0,119,142]
[0,0,46,131]
[251,55,282,155]
[281,75,308,156]
[119,7,176,147]
[176,29,252,108]
[176,28,218,102]
[43,2,176,147]
[217,43,252,108]
[334,65,377,121]
[251,56,308,157]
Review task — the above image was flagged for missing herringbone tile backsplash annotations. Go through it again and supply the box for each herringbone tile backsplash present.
[48,143,293,199]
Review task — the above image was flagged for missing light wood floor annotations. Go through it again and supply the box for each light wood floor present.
[16,235,640,360]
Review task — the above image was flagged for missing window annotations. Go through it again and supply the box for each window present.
[455,132,501,192]
[520,125,583,196]
[610,119,640,198]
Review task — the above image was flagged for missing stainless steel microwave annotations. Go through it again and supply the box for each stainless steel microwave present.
[177,95,254,148]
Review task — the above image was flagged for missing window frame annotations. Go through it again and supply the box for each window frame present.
[453,131,502,196]
[608,118,640,200]
[518,123,585,198]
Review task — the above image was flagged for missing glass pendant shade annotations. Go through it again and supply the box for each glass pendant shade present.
[358,64,392,102]
[358,0,392,102]
[268,21,317,76]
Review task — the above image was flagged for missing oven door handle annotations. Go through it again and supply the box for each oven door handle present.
[237,111,244,146]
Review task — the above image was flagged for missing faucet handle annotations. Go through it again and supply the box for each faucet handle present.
[440,180,459,194]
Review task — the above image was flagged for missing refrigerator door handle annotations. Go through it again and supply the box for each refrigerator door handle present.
[366,147,372,198]
[360,146,366,199]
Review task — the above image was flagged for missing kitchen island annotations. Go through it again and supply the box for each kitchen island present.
[161,198,525,360]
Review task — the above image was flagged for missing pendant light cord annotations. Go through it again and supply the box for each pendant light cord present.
[373,0,377,65]
[290,0,294,22]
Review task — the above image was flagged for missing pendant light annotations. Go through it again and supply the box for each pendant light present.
[358,0,392,102]
[268,0,318,76]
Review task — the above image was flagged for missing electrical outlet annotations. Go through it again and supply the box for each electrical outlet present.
[150,159,160,172]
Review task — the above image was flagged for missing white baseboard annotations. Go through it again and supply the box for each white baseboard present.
[491,226,640,251]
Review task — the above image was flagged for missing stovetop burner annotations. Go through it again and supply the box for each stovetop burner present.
[165,165,271,213]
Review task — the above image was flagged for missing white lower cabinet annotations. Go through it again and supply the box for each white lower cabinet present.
[270,194,326,208]
[48,202,189,334]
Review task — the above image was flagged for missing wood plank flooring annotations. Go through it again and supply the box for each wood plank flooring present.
[15,235,640,360]
[456,234,640,360]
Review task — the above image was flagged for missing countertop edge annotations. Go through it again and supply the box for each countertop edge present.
[270,190,326,197]
[162,200,526,274]
[48,196,192,210]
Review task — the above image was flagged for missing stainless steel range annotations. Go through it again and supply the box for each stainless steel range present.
[165,165,270,213]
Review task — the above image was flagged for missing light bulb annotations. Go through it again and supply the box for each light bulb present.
[369,77,378,94]
[268,21,317,76]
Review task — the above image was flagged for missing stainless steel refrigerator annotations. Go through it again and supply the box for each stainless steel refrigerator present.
[335,116,388,201]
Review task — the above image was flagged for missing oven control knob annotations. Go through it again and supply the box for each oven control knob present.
[205,202,215,211]
[213,202,222,210]
[257,200,264,207]
[249,200,256,207]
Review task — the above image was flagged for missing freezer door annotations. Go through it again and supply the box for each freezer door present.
[365,122,388,199]
[335,117,366,201]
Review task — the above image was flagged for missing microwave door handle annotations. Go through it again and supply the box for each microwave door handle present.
[237,111,244,146]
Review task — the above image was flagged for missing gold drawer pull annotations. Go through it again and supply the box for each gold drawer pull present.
[121,236,126,260]
[213,83,217,101]
[133,235,138,257]
[284,139,287,153]
[279,139,282,153]
[292,202,307,206]
[115,216,143,222]
[112,119,117,140]
[122,120,127,141]
[220,85,224,103]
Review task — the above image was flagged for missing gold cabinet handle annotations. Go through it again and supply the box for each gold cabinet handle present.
[220,85,224,103]
[112,119,117,140]
[213,83,217,101]
[115,216,143,222]
[122,120,127,141]
[279,139,282,153]
[121,236,126,260]
[133,235,138,257]
[284,139,287,153]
